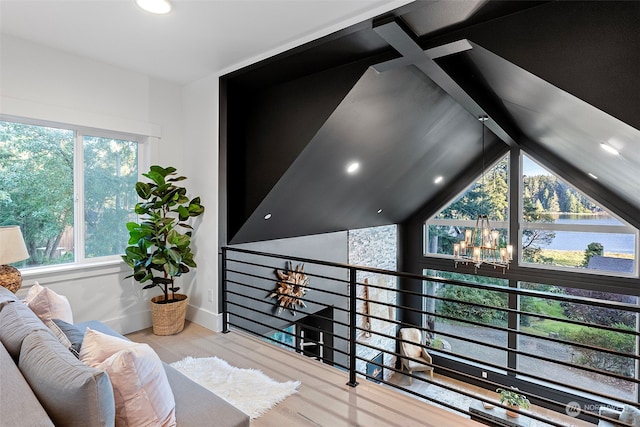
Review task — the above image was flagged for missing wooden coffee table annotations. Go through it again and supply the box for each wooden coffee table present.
[469,400,532,427]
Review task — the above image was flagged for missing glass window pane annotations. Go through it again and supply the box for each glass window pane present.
[0,121,74,267]
[426,155,509,256]
[521,154,637,275]
[519,281,638,402]
[425,270,508,367]
[84,136,138,258]
[523,229,636,272]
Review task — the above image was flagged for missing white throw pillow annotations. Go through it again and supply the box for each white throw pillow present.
[80,328,176,427]
[25,282,73,323]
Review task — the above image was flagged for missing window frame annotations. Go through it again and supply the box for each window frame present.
[424,154,511,259]
[1,115,149,273]
[518,153,639,278]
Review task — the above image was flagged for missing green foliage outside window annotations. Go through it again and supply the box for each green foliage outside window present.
[0,122,74,266]
[0,120,139,267]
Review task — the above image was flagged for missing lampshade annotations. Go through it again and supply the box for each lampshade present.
[0,226,29,264]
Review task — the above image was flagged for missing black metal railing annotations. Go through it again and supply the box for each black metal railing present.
[222,246,640,426]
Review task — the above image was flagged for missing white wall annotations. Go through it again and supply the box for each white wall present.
[0,35,195,334]
[182,74,222,331]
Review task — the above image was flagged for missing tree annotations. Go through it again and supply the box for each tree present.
[521,197,556,263]
[0,122,74,265]
[548,191,560,213]
[561,287,636,328]
[582,242,604,267]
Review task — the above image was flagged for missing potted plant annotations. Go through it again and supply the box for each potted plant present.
[122,165,204,335]
[496,387,530,417]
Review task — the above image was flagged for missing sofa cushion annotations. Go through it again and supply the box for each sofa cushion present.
[0,300,50,359]
[0,340,54,426]
[25,282,74,323]
[19,329,115,427]
[81,328,176,427]
[0,285,18,306]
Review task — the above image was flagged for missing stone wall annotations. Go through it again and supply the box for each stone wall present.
[348,224,398,381]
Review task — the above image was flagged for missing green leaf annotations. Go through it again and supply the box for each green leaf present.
[167,176,187,182]
[152,277,173,285]
[125,246,145,260]
[135,182,152,199]
[177,205,189,221]
[173,233,190,249]
[151,254,167,264]
[167,248,182,264]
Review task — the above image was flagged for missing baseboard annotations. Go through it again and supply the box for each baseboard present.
[92,305,222,335]
[186,305,223,332]
[101,310,152,335]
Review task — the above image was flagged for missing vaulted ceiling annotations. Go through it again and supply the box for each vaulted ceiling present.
[223,0,640,244]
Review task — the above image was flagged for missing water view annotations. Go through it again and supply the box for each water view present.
[538,214,636,254]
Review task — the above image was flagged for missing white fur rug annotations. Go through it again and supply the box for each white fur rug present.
[170,356,300,419]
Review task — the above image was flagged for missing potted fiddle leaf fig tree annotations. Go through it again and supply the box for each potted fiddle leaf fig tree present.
[122,165,204,335]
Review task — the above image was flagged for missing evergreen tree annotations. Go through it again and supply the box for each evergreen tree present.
[583,242,604,267]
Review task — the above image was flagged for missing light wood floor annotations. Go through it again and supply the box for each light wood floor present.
[127,321,485,427]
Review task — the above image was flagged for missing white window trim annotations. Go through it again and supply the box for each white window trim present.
[2,115,151,273]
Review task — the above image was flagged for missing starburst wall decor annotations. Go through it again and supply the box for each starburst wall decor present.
[269,261,309,315]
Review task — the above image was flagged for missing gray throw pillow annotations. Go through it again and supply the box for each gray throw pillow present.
[0,301,50,359]
[51,318,84,354]
[620,405,640,427]
[18,330,115,427]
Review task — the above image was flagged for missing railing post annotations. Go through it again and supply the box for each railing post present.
[347,266,359,387]
[222,247,229,333]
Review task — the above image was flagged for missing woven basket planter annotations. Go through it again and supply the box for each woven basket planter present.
[150,294,188,336]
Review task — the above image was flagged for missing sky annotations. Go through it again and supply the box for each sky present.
[522,155,550,176]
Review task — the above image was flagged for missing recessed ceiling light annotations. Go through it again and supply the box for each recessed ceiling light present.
[346,162,360,174]
[588,173,598,180]
[434,176,443,184]
[136,0,172,14]
[264,213,272,220]
[600,143,619,156]
[377,209,383,214]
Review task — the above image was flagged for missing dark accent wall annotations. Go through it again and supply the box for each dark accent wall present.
[226,61,370,240]
[227,232,350,367]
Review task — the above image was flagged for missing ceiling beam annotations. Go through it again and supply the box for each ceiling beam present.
[372,19,516,147]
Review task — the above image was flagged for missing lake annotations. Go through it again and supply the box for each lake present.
[539,214,636,254]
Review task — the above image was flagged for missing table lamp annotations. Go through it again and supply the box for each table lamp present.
[0,226,30,293]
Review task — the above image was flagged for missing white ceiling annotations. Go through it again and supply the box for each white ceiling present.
[0,0,410,85]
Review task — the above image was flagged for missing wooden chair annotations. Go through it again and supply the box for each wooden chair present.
[398,327,433,385]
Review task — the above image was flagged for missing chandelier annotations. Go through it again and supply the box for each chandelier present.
[453,116,513,272]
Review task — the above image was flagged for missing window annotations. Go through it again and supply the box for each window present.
[426,155,509,256]
[521,154,638,276]
[423,270,508,367]
[519,281,638,402]
[0,119,144,269]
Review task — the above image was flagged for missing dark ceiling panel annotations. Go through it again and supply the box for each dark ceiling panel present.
[223,0,639,245]
[421,0,640,131]
[461,42,640,213]
[230,65,500,244]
